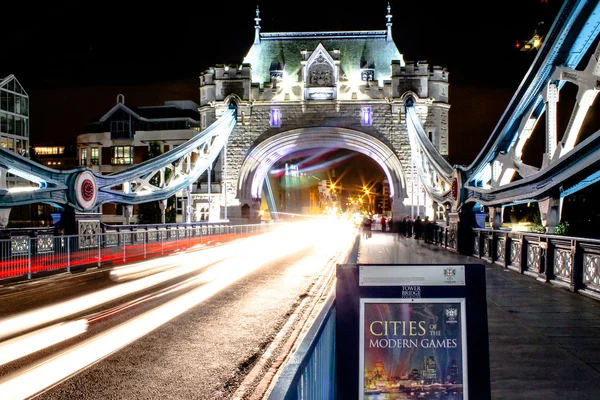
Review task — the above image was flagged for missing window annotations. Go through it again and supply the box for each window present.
[7,93,14,113]
[14,96,21,114]
[176,198,184,215]
[428,131,434,142]
[81,148,88,166]
[361,107,372,126]
[14,116,22,136]
[91,148,99,165]
[111,146,133,165]
[111,120,131,139]
[0,90,6,111]
[270,108,281,127]
[0,113,6,133]
[201,114,207,129]
[6,114,13,134]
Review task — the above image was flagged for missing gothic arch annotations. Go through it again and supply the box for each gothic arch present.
[237,127,408,209]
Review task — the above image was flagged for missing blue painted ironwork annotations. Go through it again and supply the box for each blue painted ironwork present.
[464,127,600,205]
[463,0,600,182]
[0,109,237,211]
[404,0,600,212]
[267,294,336,400]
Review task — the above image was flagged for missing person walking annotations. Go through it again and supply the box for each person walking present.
[362,216,372,239]
[380,216,387,233]
[413,215,423,241]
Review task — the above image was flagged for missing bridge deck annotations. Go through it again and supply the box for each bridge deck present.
[357,230,600,399]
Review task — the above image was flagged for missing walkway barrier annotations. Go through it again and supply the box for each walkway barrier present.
[267,294,336,400]
[267,232,360,399]
[0,223,274,281]
[471,228,600,301]
[397,223,600,302]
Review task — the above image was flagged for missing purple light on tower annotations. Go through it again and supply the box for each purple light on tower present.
[271,108,281,127]
[361,107,372,126]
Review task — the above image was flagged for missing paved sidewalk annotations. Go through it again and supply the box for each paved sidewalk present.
[357,231,600,400]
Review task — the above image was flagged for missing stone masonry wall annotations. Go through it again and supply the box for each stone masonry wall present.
[225,102,419,212]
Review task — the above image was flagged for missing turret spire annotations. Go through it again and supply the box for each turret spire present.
[254,5,261,45]
[386,3,393,42]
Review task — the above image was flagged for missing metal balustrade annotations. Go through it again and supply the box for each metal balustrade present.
[0,223,274,281]
[267,295,336,400]
[470,228,600,300]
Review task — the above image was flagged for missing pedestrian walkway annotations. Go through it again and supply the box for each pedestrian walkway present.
[357,230,600,400]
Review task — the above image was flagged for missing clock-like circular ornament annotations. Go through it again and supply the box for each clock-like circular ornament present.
[74,170,98,210]
[451,169,463,211]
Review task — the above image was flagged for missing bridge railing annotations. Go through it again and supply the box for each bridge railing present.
[410,223,600,301]
[267,293,336,400]
[470,228,600,301]
[0,222,274,281]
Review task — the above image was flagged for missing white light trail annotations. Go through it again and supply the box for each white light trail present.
[0,219,355,399]
[0,320,88,367]
[0,236,263,340]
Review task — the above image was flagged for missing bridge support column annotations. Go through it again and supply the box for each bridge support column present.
[538,197,562,234]
[543,82,559,166]
[186,185,192,223]
[159,199,167,224]
[55,209,102,251]
[124,206,133,225]
[449,203,477,255]
[0,168,8,228]
[489,206,503,229]
[391,200,408,223]
[0,208,10,228]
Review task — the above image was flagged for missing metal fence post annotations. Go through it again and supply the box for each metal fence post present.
[98,234,101,267]
[144,233,147,259]
[67,236,71,273]
[28,238,32,280]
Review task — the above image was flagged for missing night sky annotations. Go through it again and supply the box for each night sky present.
[3,0,566,166]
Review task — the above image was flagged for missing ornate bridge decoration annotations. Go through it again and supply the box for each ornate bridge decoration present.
[406,0,600,216]
[405,106,454,204]
[0,108,237,212]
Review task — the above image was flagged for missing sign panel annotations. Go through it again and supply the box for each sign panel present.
[359,298,468,399]
[336,264,490,400]
[359,265,466,286]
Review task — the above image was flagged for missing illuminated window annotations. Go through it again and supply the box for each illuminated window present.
[270,108,281,127]
[81,148,88,166]
[34,146,64,155]
[361,107,372,126]
[91,148,99,165]
[111,146,133,165]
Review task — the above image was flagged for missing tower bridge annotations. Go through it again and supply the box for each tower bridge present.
[2,2,600,398]
[0,0,599,257]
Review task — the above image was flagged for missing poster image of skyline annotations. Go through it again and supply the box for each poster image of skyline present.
[360,298,467,400]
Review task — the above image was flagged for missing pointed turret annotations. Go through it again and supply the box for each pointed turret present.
[386,3,393,42]
[254,6,261,45]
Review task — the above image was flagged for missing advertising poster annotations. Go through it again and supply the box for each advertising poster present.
[359,298,468,400]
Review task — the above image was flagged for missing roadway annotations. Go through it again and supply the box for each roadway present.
[0,219,355,400]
